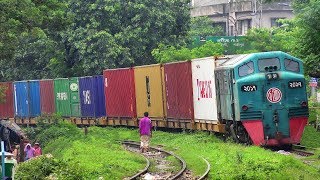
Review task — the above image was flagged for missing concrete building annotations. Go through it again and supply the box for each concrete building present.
[191,0,294,36]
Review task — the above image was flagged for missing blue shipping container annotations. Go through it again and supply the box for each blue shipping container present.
[79,76,106,117]
[14,82,28,117]
[28,81,41,116]
[14,81,41,118]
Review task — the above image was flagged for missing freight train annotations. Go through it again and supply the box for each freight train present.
[0,51,309,146]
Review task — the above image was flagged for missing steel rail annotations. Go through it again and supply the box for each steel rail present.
[198,158,210,180]
[122,142,150,180]
[122,141,186,180]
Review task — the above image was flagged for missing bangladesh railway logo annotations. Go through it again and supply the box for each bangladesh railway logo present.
[70,83,78,91]
[266,87,282,103]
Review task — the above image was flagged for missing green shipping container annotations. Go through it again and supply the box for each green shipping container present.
[54,78,81,117]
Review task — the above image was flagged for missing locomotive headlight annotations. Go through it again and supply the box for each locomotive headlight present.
[272,73,278,79]
[267,74,273,80]
[300,101,307,107]
[242,105,249,111]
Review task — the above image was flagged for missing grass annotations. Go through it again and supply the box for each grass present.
[301,125,320,148]
[44,126,145,179]
[20,122,320,179]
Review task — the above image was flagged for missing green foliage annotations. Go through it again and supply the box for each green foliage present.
[0,0,191,81]
[19,124,320,179]
[24,115,79,147]
[15,155,60,180]
[0,0,70,81]
[295,0,320,77]
[51,0,191,77]
[0,85,7,103]
[301,126,320,148]
[238,19,298,54]
[189,16,224,37]
[152,41,224,63]
[15,154,89,180]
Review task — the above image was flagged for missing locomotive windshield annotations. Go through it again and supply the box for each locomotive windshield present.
[238,61,254,77]
[284,59,300,72]
[258,58,280,71]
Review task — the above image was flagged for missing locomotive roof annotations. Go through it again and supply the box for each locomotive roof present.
[215,51,301,69]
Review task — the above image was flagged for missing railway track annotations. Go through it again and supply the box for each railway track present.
[122,141,187,179]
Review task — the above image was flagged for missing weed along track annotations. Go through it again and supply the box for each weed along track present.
[122,141,188,180]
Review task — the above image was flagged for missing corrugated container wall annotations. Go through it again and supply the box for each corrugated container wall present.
[54,78,80,117]
[54,79,71,116]
[0,82,14,118]
[14,82,28,117]
[69,77,81,116]
[103,68,136,117]
[28,81,41,117]
[79,76,106,117]
[134,64,166,118]
[164,61,194,119]
[40,80,55,114]
[191,57,219,121]
[13,81,41,118]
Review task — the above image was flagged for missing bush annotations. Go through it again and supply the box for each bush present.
[15,155,59,180]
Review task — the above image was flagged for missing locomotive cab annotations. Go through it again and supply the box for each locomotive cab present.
[215,51,308,146]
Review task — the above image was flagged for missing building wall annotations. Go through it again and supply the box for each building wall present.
[191,0,294,36]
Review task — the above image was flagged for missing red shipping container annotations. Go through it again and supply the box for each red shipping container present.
[40,80,55,114]
[164,61,194,119]
[103,68,136,117]
[0,82,14,118]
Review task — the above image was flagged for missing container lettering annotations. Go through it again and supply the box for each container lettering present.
[83,90,91,104]
[197,79,212,100]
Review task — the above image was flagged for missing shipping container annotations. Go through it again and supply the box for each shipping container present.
[28,81,41,117]
[40,80,55,114]
[134,64,166,118]
[0,82,14,118]
[54,78,80,117]
[79,76,106,117]
[13,80,41,118]
[164,61,194,119]
[69,77,81,117]
[191,57,218,121]
[103,68,136,117]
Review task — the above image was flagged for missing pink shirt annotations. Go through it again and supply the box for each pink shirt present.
[34,147,42,157]
[139,117,152,136]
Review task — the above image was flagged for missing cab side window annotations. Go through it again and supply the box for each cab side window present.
[284,59,300,72]
[238,61,254,77]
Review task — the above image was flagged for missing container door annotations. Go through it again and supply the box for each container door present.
[191,57,218,122]
[28,81,41,117]
[40,80,55,114]
[79,77,94,117]
[0,82,14,118]
[70,77,80,117]
[14,82,29,118]
[54,79,71,116]
[164,61,193,119]
[103,68,136,118]
[94,76,106,117]
[134,65,165,118]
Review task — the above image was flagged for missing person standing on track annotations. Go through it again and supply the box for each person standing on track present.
[139,112,152,153]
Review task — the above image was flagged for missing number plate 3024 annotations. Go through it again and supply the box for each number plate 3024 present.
[288,81,302,88]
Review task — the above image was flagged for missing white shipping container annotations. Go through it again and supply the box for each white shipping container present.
[191,57,218,122]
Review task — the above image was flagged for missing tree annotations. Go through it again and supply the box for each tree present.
[58,0,191,77]
[0,0,70,81]
[152,41,224,63]
[295,0,320,77]
[238,19,298,54]
[189,16,224,37]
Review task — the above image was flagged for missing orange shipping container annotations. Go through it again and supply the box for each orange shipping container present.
[134,64,166,119]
